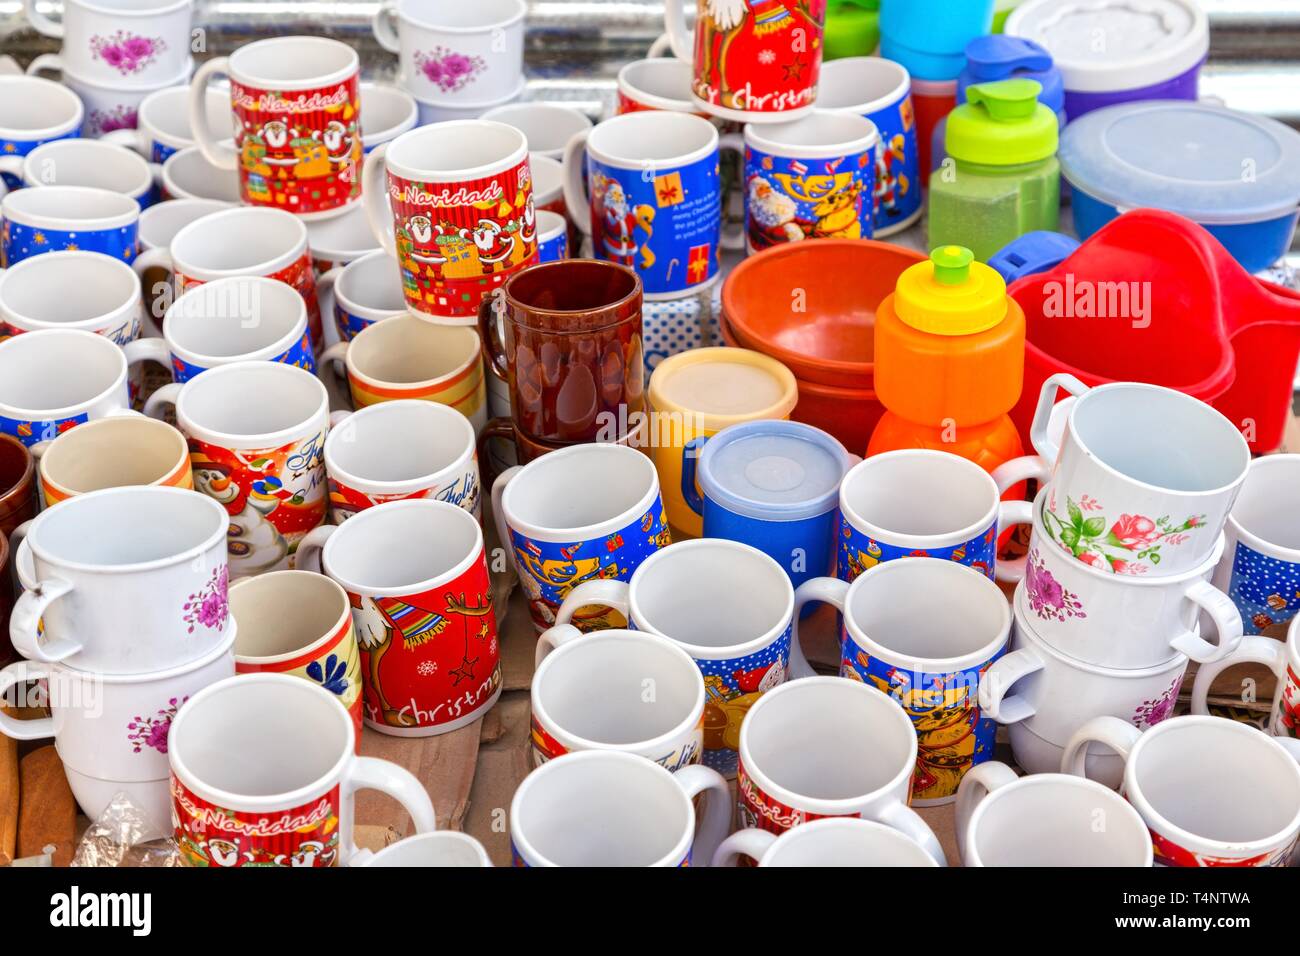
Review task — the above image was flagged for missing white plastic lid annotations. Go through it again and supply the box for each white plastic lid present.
[1006,0,1209,93]
[1059,101,1300,224]
[699,421,852,521]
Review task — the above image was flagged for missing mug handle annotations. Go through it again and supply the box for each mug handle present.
[710,828,777,867]
[316,266,343,349]
[295,524,338,574]
[362,145,398,256]
[788,576,848,679]
[1028,372,1088,464]
[560,130,593,236]
[372,1,401,54]
[189,57,238,171]
[25,53,64,79]
[953,760,1019,865]
[990,454,1050,497]
[647,32,675,59]
[534,622,585,669]
[1060,715,1140,780]
[1190,635,1286,716]
[142,381,182,420]
[554,578,632,629]
[992,499,1034,583]
[870,799,947,866]
[122,337,175,382]
[663,0,694,61]
[976,646,1043,724]
[476,292,511,382]
[1170,580,1242,663]
[318,341,349,383]
[340,755,437,864]
[476,417,516,484]
[9,539,79,664]
[490,465,522,576]
[101,126,148,157]
[23,0,62,37]
[671,764,730,865]
[0,660,55,740]
[717,131,746,251]
[679,435,708,515]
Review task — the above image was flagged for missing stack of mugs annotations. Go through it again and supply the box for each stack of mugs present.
[981,373,1251,784]
[24,0,196,138]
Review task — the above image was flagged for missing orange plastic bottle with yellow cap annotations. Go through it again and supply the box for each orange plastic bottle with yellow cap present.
[868,244,1025,473]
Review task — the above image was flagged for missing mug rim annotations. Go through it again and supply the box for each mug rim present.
[174,359,329,449]
[161,147,244,204]
[0,76,84,139]
[324,399,476,494]
[359,82,419,148]
[760,816,940,867]
[228,36,359,91]
[395,0,526,32]
[343,318,481,391]
[616,58,695,112]
[66,0,191,17]
[22,139,153,200]
[332,251,408,318]
[744,111,880,159]
[585,110,718,170]
[1,185,138,231]
[362,830,491,866]
[0,327,128,420]
[164,275,306,366]
[167,205,309,280]
[137,198,233,250]
[382,120,527,184]
[816,56,911,116]
[499,259,641,326]
[38,414,189,499]
[230,570,352,667]
[0,250,141,332]
[305,207,385,263]
[1225,454,1300,562]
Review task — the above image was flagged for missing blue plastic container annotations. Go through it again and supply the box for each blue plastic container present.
[1060,101,1300,275]
[987,230,1079,284]
[681,420,855,598]
[880,0,995,81]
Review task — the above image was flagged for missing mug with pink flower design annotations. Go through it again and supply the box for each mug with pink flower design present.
[24,0,194,88]
[1024,374,1250,578]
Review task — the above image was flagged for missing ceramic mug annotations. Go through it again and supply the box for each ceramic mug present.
[307,206,386,277]
[0,75,83,191]
[354,831,491,867]
[0,328,133,450]
[34,414,193,507]
[564,111,727,300]
[531,627,705,771]
[297,499,502,736]
[1192,613,1300,739]
[103,84,230,163]
[817,56,922,236]
[10,485,230,673]
[159,146,243,203]
[131,205,323,348]
[837,449,1024,583]
[1028,374,1250,577]
[509,749,730,866]
[145,361,330,577]
[412,88,523,125]
[316,249,407,344]
[24,0,194,86]
[712,816,940,867]
[954,762,1153,866]
[0,434,37,538]
[125,275,315,383]
[0,139,155,207]
[481,103,593,162]
[372,0,526,105]
[0,250,142,348]
[0,626,235,843]
[1,187,139,267]
[553,539,793,776]
[535,210,568,263]
[190,36,362,218]
[363,121,536,323]
[231,570,362,742]
[737,111,879,252]
[492,443,670,632]
[736,676,947,864]
[319,314,487,431]
[663,0,827,123]
[616,58,701,116]
[325,399,481,522]
[1063,715,1300,867]
[169,673,436,867]
[360,83,418,152]
[792,558,1011,803]
[980,583,1189,785]
[137,197,230,254]
[26,53,193,138]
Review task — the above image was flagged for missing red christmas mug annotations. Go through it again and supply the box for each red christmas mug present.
[361,121,537,325]
[188,36,363,219]
[297,499,503,736]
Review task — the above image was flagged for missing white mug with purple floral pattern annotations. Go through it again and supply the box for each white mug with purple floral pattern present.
[9,485,232,675]
[1005,486,1243,669]
[26,53,194,138]
[24,0,194,88]
[1027,374,1250,578]
[372,0,525,106]
[979,583,1190,787]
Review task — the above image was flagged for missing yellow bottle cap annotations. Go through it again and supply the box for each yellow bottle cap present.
[894,245,1009,335]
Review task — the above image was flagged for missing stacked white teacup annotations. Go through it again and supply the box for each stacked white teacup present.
[0,486,235,841]
[980,373,1249,786]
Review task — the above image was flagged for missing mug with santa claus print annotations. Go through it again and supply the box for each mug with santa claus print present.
[188,36,363,219]
[362,121,537,324]
[664,0,828,124]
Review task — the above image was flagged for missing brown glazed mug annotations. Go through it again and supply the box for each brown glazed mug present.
[0,532,11,665]
[479,259,644,447]
[0,435,37,540]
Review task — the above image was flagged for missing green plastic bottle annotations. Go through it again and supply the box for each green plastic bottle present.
[927,77,1059,262]
[825,0,880,60]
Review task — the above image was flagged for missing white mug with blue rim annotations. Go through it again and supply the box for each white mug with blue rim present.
[0,139,157,208]
[315,249,408,345]
[535,209,568,263]
[0,75,83,191]
[1,186,140,267]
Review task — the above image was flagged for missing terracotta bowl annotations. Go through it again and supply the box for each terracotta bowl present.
[721,239,925,388]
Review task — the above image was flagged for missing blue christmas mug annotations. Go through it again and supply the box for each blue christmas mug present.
[316,249,408,345]
[735,111,878,255]
[563,110,739,300]
[816,56,923,236]
[0,139,157,209]
[553,538,795,778]
[790,557,1012,805]
[2,186,139,268]
[0,75,83,191]
[535,209,569,263]
[837,449,1029,584]
[125,275,315,384]
[681,420,856,597]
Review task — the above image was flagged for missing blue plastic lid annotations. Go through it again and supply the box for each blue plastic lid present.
[987,230,1079,283]
[699,420,853,522]
[958,36,1065,117]
[1059,101,1300,224]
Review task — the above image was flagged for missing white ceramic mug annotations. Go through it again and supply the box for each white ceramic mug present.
[0,76,84,184]
[102,84,230,163]
[509,749,730,866]
[373,0,526,106]
[1063,714,1300,867]
[790,557,1012,805]
[532,627,705,771]
[1028,374,1250,576]
[325,399,481,522]
[315,249,407,344]
[0,138,156,206]
[615,58,699,115]
[360,82,418,152]
[735,676,947,865]
[712,816,940,867]
[355,831,491,867]
[24,0,194,87]
[954,761,1153,867]
[169,673,436,867]
[0,625,235,843]
[26,53,193,138]
[137,197,230,253]
[480,102,593,161]
[10,485,230,672]
[1192,613,1300,739]
[0,250,142,347]
[308,206,386,279]
[1,186,140,269]
[159,146,242,203]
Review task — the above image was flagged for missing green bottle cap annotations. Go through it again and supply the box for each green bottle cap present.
[946,78,1058,166]
[824,0,880,60]
[930,245,974,285]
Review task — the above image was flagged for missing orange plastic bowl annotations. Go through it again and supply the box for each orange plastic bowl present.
[721,239,926,388]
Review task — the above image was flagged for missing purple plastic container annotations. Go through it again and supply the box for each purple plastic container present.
[1062,58,1205,121]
